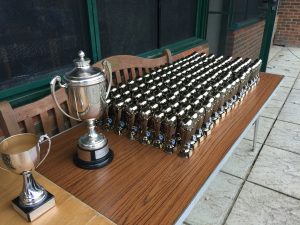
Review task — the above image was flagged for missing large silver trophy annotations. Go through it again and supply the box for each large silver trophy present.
[50,51,113,169]
[0,133,55,221]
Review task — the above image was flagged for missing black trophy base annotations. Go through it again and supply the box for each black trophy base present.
[212,116,220,125]
[74,149,114,170]
[164,145,176,154]
[12,191,55,222]
[179,148,193,158]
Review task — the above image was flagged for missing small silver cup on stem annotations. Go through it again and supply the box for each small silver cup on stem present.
[0,133,54,222]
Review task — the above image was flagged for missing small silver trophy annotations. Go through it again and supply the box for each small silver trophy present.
[179,118,194,158]
[113,100,126,135]
[139,108,152,144]
[163,115,177,154]
[153,112,165,148]
[125,105,139,140]
[50,51,113,169]
[203,101,214,135]
[0,133,54,222]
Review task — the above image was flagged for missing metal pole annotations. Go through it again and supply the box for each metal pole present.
[253,117,260,151]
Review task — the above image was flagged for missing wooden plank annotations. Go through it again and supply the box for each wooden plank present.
[40,111,52,136]
[122,69,129,82]
[38,73,282,225]
[172,44,209,61]
[0,101,20,136]
[137,67,143,77]
[24,118,35,134]
[114,71,122,86]
[130,68,136,80]
[93,52,170,73]
[54,106,65,132]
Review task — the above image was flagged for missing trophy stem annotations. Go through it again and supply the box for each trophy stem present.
[20,171,46,206]
[86,119,99,140]
[75,119,114,169]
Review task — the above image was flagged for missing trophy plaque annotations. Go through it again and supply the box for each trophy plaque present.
[50,51,113,169]
[0,133,55,222]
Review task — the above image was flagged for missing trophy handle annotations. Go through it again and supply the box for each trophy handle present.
[102,60,112,99]
[36,134,51,168]
[50,76,81,121]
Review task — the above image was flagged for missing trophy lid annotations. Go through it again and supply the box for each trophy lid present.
[141,108,152,118]
[64,50,105,86]
[165,115,177,126]
[181,118,193,130]
[128,105,138,114]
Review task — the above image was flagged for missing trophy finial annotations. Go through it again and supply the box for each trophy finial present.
[73,50,90,68]
[78,50,85,60]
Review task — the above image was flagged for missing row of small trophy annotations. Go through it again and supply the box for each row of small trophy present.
[100,52,262,158]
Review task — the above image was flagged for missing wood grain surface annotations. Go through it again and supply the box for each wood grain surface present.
[37,73,282,225]
[0,169,115,225]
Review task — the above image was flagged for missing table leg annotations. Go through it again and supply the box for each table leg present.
[252,117,260,151]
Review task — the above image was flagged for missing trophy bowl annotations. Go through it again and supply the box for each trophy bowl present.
[0,133,55,222]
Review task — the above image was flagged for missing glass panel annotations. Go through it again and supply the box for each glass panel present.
[159,0,197,47]
[247,0,265,19]
[231,0,266,24]
[0,0,91,89]
[97,0,158,58]
[232,0,247,23]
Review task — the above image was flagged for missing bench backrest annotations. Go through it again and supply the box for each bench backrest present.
[93,49,172,86]
[0,88,77,137]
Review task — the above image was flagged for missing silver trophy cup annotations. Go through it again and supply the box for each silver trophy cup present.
[50,51,113,169]
[0,133,54,222]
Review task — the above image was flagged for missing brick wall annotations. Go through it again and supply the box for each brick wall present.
[274,0,300,47]
[225,20,266,59]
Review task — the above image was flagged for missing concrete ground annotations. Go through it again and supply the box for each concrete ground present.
[184,46,300,225]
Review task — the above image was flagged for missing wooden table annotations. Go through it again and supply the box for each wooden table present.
[0,170,115,225]
[1,73,281,225]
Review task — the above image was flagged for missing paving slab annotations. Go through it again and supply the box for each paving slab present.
[294,79,300,90]
[261,99,284,119]
[266,65,300,78]
[185,172,243,225]
[248,145,300,199]
[268,45,283,61]
[225,182,300,225]
[266,120,300,155]
[278,102,300,125]
[271,86,290,102]
[286,88,300,104]
[222,139,262,179]
[274,48,300,62]
[279,76,297,88]
[268,58,300,69]
[283,47,300,55]
[244,117,274,144]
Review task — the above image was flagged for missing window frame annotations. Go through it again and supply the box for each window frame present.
[0,0,208,107]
